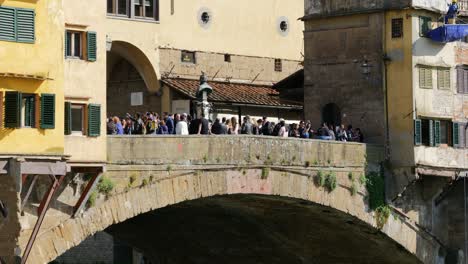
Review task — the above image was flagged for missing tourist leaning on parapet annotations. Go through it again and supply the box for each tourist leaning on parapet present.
[230,117,239,135]
[157,120,169,135]
[278,119,288,138]
[176,114,189,135]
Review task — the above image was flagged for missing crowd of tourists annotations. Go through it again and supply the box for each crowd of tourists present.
[106,112,364,142]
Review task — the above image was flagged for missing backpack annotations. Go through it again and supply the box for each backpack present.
[272,123,282,136]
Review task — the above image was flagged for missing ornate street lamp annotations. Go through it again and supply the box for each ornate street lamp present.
[197,72,213,118]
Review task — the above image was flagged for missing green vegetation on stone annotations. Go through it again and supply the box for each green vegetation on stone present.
[97,177,114,196]
[261,167,270,179]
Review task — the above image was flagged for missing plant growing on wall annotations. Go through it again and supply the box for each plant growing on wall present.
[317,171,326,187]
[365,172,385,210]
[97,177,115,197]
[359,174,366,185]
[375,205,391,230]
[128,174,137,188]
[86,191,98,208]
[141,178,149,187]
[261,167,270,179]
[364,172,391,229]
[350,181,357,196]
[325,172,337,192]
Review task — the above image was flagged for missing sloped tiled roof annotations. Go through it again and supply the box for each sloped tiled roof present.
[162,78,302,108]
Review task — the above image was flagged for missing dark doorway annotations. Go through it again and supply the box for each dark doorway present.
[322,103,341,127]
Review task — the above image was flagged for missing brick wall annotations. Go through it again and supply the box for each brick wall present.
[303,13,386,144]
[53,232,115,264]
[107,59,162,117]
[159,48,302,85]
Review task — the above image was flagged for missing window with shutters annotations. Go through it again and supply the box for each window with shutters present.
[457,66,468,94]
[0,6,35,43]
[419,67,433,89]
[65,30,96,62]
[439,120,451,145]
[71,104,85,135]
[391,18,403,38]
[107,0,159,21]
[21,94,36,128]
[418,118,460,147]
[437,68,451,90]
[419,16,432,37]
[420,119,433,146]
[65,31,83,59]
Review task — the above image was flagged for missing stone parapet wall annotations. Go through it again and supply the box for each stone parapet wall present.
[107,135,376,169]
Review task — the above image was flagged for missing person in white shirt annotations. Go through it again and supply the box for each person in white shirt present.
[176,114,189,135]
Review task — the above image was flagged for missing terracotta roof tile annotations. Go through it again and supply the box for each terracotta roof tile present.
[162,78,302,108]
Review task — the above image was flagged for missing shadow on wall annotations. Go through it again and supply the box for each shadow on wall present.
[412,38,445,57]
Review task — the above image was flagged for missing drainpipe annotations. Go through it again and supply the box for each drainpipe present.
[383,57,391,161]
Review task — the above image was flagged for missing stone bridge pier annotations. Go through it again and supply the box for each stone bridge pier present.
[0,136,447,263]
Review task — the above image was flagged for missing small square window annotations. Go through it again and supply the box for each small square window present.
[71,104,84,134]
[274,59,282,72]
[181,51,196,64]
[224,54,231,63]
[391,18,403,38]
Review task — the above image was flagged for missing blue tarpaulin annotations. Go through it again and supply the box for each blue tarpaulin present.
[427,24,468,43]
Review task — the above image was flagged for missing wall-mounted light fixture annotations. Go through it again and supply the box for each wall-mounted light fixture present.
[106,35,112,52]
[361,60,372,75]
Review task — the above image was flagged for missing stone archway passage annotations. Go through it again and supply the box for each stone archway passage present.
[322,103,341,126]
[104,194,421,264]
[107,41,162,116]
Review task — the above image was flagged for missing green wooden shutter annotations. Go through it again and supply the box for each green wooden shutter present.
[88,104,101,137]
[429,120,434,147]
[40,94,55,129]
[434,120,441,146]
[0,6,16,41]
[65,31,70,57]
[87,31,97,62]
[419,16,432,37]
[453,123,460,147]
[4,91,21,128]
[64,102,71,135]
[15,8,35,43]
[415,119,422,146]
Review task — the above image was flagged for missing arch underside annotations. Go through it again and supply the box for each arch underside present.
[29,168,439,264]
[107,40,160,93]
[104,194,420,264]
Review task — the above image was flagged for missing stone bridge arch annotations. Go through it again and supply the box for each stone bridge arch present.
[24,136,443,263]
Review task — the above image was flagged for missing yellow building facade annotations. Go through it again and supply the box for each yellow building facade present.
[0,1,68,263]
[0,0,65,155]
